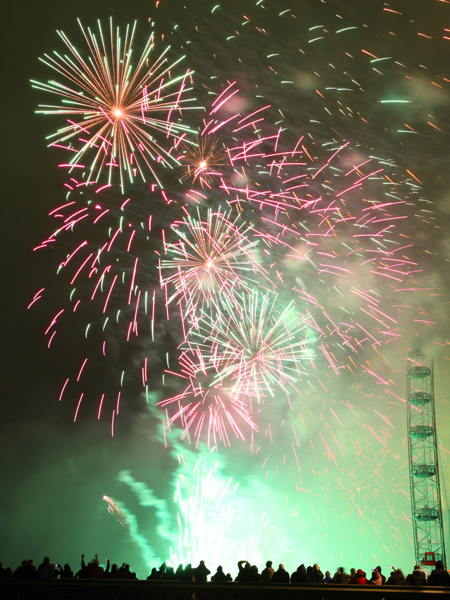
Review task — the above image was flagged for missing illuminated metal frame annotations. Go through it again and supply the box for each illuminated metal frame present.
[407,351,446,566]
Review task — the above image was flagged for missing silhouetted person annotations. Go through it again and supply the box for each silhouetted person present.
[194,560,210,583]
[370,569,382,585]
[261,561,275,583]
[60,564,74,579]
[376,566,386,585]
[236,560,252,582]
[118,562,136,579]
[0,563,13,578]
[107,564,119,579]
[428,561,450,586]
[175,564,184,580]
[354,569,367,584]
[332,567,350,584]
[13,562,25,578]
[212,565,227,583]
[77,554,102,578]
[310,564,324,584]
[37,557,52,579]
[14,560,37,579]
[163,566,175,580]
[147,567,160,581]
[248,565,260,582]
[76,555,86,579]
[183,563,193,582]
[387,569,405,585]
[90,555,106,578]
[291,564,308,583]
[406,565,427,586]
[272,564,289,583]
[49,563,60,579]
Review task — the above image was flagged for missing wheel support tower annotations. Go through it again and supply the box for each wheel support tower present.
[407,350,446,566]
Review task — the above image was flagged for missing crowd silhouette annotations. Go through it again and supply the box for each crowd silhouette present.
[1,555,450,587]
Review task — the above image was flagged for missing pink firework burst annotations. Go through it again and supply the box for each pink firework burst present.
[158,351,258,448]
[160,206,268,316]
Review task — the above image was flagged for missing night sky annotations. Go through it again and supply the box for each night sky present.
[2,0,449,577]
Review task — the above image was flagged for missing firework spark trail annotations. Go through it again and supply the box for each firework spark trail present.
[158,350,258,448]
[32,18,200,190]
[186,290,316,404]
[160,206,269,317]
[217,135,424,374]
[102,494,130,529]
[103,491,161,567]
[29,180,186,422]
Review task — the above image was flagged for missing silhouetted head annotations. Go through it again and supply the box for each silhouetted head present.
[414,565,421,571]
[435,560,444,570]
[376,566,382,573]
[266,561,272,568]
[217,566,223,573]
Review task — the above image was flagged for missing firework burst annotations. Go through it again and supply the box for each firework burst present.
[187,291,316,401]
[31,18,198,189]
[160,206,266,316]
[179,133,226,188]
[158,350,257,448]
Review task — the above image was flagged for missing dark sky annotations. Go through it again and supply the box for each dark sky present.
[1,0,449,575]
